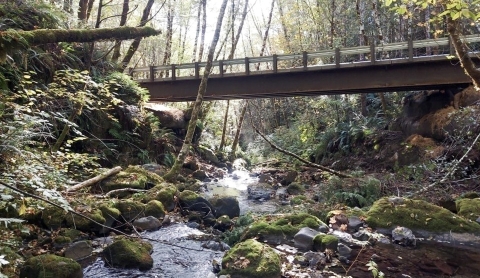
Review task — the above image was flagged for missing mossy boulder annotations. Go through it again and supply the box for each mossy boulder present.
[313,234,338,251]
[153,185,178,211]
[366,197,480,233]
[290,195,308,205]
[286,182,305,195]
[145,200,166,218]
[220,239,281,278]
[41,206,67,230]
[179,190,214,215]
[209,196,240,218]
[65,209,106,233]
[244,213,325,244]
[98,204,120,234]
[58,228,85,242]
[456,198,480,221]
[103,237,153,270]
[114,200,145,222]
[101,165,163,193]
[19,254,82,278]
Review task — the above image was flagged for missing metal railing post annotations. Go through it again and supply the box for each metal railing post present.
[219,60,224,77]
[408,38,413,61]
[273,54,278,73]
[370,39,376,64]
[171,64,176,81]
[303,51,308,70]
[335,48,341,68]
[245,57,250,75]
[149,66,155,82]
[194,62,200,79]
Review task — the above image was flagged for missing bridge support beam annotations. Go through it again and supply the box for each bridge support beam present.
[141,59,474,102]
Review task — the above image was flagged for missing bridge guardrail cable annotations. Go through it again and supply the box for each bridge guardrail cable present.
[130,34,480,82]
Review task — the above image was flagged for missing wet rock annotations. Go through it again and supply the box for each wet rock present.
[186,221,200,229]
[192,169,208,180]
[279,170,298,185]
[392,226,416,247]
[198,146,220,164]
[209,196,240,218]
[214,215,234,232]
[331,230,369,247]
[247,182,275,201]
[304,251,327,269]
[103,237,153,271]
[64,240,93,260]
[20,254,82,278]
[183,157,199,171]
[179,190,215,216]
[275,244,298,254]
[347,216,363,232]
[258,173,273,183]
[313,234,338,252]
[153,185,178,211]
[201,240,230,251]
[220,239,281,278]
[294,227,322,251]
[133,216,162,231]
[98,204,121,234]
[337,243,352,261]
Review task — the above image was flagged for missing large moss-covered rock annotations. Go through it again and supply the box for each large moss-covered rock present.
[101,165,163,193]
[65,209,106,232]
[98,204,121,234]
[179,190,214,215]
[153,185,178,211]
[41,206,67,230]
[145,200,166,218]
[313,234,339,252]
[243,213,325,244]
[209,196,240,218]
[103,237,153,270]
[114,200,145,222]
[286,182,305,195]
[366,197,480,233]
[220,239,281,278]
[456,198,480,221]
[19,254,82,278]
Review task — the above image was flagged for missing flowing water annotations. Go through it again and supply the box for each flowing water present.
[83,168,275,278]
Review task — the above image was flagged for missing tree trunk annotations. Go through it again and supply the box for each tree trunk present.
[111,0,130,63]
[120,0,156,69]
[256,0,275,70]
[447,18,480,89]
[231,101,248,159]
[192,0,202,62]
[198,0,207,61]
[163,0,229,181]
[277,0,291,52]
[219,100,230,151]
[162,0,174,77]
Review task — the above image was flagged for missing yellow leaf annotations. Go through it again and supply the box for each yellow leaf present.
[18,202,27,216]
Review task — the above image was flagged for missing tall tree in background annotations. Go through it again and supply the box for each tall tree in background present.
[164,0,229,181]
[111,0,131,63]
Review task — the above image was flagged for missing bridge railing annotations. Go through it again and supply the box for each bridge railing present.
[130,34,480,82]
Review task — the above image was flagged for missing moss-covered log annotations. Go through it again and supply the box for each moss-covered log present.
[0,26,160,62]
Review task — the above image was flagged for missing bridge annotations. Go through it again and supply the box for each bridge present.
[132,35,480,102]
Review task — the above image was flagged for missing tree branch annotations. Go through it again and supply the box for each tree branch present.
[66,166,122,192]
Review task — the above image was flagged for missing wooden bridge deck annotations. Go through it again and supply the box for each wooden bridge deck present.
[131,35,480,102]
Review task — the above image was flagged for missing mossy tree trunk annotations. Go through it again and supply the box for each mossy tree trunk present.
[163,0,229,181]
[219,100,229,151]
[230,101,248,160]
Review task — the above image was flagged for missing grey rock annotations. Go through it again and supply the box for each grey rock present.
[304,251,327,269]
[392,226,416,247]
[201,240,230,251]
[294,227,322,251]
[280,170,298,185]
[64,241,93,260]
[337,243,352,259]
[209,196,240,218]
[275,244,298,254]
[258,173,273,183]
[247,182,274,201]
[318,223,329,233]
[133,216,162,231]
[347,216,363,232]
[186,222,200,229]
[192,170,208,180]
[476,216,480,224]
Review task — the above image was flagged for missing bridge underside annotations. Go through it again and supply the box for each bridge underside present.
[140,59,474,102]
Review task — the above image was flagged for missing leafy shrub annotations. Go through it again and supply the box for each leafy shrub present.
[222,214,254,246]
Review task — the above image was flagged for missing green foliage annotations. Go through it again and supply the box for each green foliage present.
[103,72,149,105]
[222,214,255,246]
[384,0,480,21]
[366,260,385,278]
[324,176,382,208]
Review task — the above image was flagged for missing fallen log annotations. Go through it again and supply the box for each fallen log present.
[66,166,122,192]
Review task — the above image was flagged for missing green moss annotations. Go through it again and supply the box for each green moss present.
[456,198,480,221]
[115,200,145,222]
[144,200,166,218]
[154,185,178,211]
[462,192,479,199]
[366,197,480,233]
[99,204,121,221]
[313,234,338,251]
[220,239,281,278]
[59,228,83,241]
[291,195,308,205]
[244,213,324,239]
[65,209,106,232]
[124,165,163,185]
[179,190,199,203]
[53,235,72,245]
[103,237,153,270]
[286,182,305,195]
[101,165,164,193]
[19,254,82,278]
[41,206,67,230]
